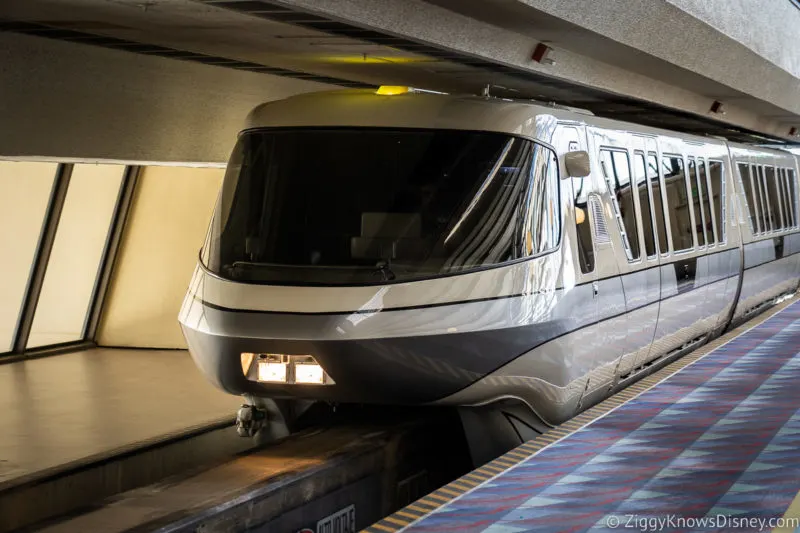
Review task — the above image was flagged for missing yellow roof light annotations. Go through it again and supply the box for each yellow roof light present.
[375,85,410,95]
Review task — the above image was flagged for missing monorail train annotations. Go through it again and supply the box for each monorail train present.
[180,87,800,459]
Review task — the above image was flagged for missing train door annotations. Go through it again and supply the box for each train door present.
[594,133,661,383]
[578,128,626,407]
[551,124,602,411]
[651,140,709,356]
[623,136,663,373]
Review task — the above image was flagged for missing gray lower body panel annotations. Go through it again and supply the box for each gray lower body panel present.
[182,249,798,424]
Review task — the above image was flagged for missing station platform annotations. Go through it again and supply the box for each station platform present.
[0,347,245,532]
[368,298,800,533]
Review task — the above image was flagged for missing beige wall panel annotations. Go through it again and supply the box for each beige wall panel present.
[28,164,125,348]
[0,161,58,352]
[98,166,223,348]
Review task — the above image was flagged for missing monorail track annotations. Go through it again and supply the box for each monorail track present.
[22,407,471,533]
[1,417,256,533]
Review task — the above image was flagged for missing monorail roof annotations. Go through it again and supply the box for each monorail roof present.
[243,90,793,157]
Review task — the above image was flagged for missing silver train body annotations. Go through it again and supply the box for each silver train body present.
[180,89,800,428]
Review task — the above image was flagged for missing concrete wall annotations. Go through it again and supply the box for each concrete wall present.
[0,32,331,163]
[503,0,800,120]
[97,166,223,349]
[667,0,800,79]
[284,0,800,138]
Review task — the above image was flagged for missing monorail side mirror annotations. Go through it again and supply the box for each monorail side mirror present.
[565,150,591,178]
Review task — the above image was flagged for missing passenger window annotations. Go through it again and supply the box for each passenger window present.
[687,158,706,247]
[755,166,771,232]
[697,159,716,244]
[571,158,594,274]
[765,166,784,230]
[738,163,759,233]
[786,169,798,227]
[528,148,561,255]
[662,155,693,252]
[648,153,669,254]
[709,160,725,243]
[600,149,640,261]
[752,165,764,233]
[777,168,790,230]
[633,153,657,257]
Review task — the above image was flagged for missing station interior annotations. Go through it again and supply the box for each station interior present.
[3,1,800,532]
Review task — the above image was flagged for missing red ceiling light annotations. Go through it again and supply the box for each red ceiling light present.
[532,43,555,65]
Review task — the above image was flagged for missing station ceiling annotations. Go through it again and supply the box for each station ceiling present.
[1,0,798,146]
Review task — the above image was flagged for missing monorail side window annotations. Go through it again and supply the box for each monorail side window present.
[755,166,771,233]
[687,158,707,247]
[709,160,725,243]
[778,168,789,229]
[765,166,784,230]
[600,149,640,261]
[528,149,561,256]
[786,169,798,227]
[697,158,716,245]
[662,155,693,252]
[648,153,669,254]
[571,158,594,274]
[738,163,759,233]
[633,152,657,257]
[777,168,790,230]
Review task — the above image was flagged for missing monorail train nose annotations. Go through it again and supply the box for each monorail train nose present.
[179,304,487,406]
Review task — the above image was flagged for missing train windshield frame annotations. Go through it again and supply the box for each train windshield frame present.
[203,127,560,285]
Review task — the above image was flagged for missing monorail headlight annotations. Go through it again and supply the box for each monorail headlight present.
[295,362,325,384]
[256,354,289,383]
[242,353,335,385]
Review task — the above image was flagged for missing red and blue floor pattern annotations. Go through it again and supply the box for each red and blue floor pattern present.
[400,302,800,533]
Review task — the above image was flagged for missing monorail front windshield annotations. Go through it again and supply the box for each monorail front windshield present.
[203,127,558,285]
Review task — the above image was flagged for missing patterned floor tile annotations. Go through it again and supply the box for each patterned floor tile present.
[399,301,800,533]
